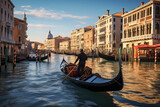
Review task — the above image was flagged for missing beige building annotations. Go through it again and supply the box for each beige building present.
[71,30,77,50]
[59,40,71,51]
[83,26,95,51]
[122,0,160,49]
[71,26,95,51]
[95,10,123,53]
[0,0,14,57]
[44,31,70,51]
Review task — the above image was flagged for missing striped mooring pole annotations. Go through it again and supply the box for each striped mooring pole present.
[13,50,16,68]
[155,49,157,63]
[48,50,49,62]
[36,49,38,63]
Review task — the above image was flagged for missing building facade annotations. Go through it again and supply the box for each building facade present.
[122,0,160,49]
[14,14,28,54]
[44,31,70,51]
[95,10,123,53]
[0,0,14,57]
[59,40,71,51]
[83,26,95,52]
[71,26,95,51]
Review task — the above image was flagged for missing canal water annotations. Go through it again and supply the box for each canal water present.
[0,54,160,107]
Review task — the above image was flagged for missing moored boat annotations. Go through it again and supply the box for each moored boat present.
[27,54,48,61]
[98,52,116,61]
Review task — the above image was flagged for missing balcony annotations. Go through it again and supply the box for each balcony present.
[128,20,138,27]
[6,22,11,27]
[121,34,160,42]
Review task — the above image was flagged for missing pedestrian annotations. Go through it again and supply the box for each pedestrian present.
[74,49,88,77]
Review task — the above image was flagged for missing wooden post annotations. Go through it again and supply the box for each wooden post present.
[13,50,16,68]
[0,45,1,71]
[155,49,157,63]
[36,49,38,63]
[5,48,8,68]
[48,50,49,62]
[39,50,41,62]
[125,48,127,62]
[138,48,140,62]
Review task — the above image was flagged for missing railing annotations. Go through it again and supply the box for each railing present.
[128,20,138,26]
[121,34,160,42]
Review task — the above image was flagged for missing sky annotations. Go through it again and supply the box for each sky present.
[12,0,149,43]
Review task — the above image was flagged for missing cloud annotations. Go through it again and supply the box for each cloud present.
[78,21,87,24]
[14,8,89,20]
[28,24,55,28]
[21,5,31,8]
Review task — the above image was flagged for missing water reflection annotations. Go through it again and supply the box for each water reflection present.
[0,54,159,107]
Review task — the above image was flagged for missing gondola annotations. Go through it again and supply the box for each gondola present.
[27,54,48,61]
[98,52,116,61]
[60,50,123,92]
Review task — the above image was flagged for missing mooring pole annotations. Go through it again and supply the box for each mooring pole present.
[155,49,157,63]
[36,49,38,63]
[13,50,16,68]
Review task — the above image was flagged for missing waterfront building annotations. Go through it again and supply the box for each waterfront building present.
[44,31,70,51]
[14,14,28,54]
[71,26,95,51]
[0,0,14,57]
[59,39,71,51]
[71,30,77,51]
[83,26,95,52]
[122,0,160,49]
[95,10,123,53]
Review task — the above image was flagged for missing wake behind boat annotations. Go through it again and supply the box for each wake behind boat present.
[60,51,123,92]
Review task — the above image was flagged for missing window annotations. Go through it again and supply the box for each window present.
[18,25,22,30]
[156,6,159,14]
[149,23,151,34]
[18,37,21,42]
[155,23,160,34]
[113,18,115,22]
[141,10,145,18]
[128,29,131,37]
[1,8,3,20]
[113,24,115,30]
[150,7,152,15]
[137,12,139,19]
[124,30,126,38]
[113,33,115,41]
[1,26,3,36]
[124,18,127,24]
[137,27,139,36]
[132,28,136,36]
[147,8,149,16]
[5,11,6,21]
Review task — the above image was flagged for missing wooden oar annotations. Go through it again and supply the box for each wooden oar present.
[62,66,77,83]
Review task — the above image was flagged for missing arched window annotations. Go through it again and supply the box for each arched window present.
[156,6,159,14]
[155,23,159,34]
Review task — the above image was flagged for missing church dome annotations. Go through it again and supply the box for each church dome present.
[47,30,53,39]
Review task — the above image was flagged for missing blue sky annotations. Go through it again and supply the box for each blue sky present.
[12,0,149,43]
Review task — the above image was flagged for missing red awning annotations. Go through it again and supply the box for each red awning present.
[134,45,157,48]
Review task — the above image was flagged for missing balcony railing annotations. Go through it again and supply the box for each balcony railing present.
[121,34,160,42]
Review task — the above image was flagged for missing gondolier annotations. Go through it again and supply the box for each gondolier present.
[74,49,87,76]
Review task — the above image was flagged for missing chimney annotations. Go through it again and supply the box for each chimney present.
[98,16,100,19]
[141,2,144,6]
[107,10,110,15]
[122,8,124,15]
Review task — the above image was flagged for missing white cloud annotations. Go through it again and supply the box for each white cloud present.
[14,8,89,20]
[78,21,87,24]
[21,5,31,8]
[28,24,55,28]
